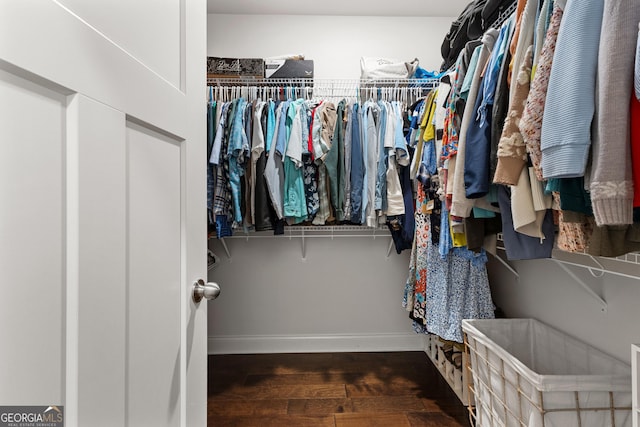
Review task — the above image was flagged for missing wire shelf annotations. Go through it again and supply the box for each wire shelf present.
[207,78,439,102]
[491,1,517,29]
[206,77,439,88]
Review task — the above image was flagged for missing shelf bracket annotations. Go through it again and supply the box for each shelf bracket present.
[219,238,231,260]
[554,259,607,312]
[301,228,306,259]
[490,251,520,279]
[386,238,394,258]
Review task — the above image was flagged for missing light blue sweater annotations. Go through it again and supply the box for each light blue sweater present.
[539,0,604,179]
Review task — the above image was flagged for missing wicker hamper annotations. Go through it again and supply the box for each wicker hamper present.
[462,318,632,427]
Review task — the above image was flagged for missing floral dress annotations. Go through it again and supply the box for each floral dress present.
[405,183,495,343]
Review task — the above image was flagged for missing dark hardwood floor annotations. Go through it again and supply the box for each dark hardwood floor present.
[208,351,472,427]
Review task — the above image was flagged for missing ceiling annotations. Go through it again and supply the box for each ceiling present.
[207,0,469,18]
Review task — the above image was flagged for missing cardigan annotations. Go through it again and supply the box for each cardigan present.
[493,45,534,185]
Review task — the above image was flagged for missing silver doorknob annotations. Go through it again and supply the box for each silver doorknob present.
[192,279,220,303]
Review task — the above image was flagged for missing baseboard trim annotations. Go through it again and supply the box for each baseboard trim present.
[208,333,424,354]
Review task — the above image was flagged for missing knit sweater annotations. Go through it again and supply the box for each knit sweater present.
[632,95,640,208]
[520,3,564,182]
[540,0,604,179]
[493,45,534,185]
[589,0,640,225]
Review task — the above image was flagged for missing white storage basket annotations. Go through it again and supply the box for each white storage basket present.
[462,318,632,427]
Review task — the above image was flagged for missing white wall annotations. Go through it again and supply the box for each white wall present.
[207,237,416,353]
[208,14,455,79]
[488,255,640,364]
[206,13,454,354]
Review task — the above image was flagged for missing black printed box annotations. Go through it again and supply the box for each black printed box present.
[265,59,314,79]
[207,57,264,78]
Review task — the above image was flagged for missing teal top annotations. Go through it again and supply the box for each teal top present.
[283,100,308,223]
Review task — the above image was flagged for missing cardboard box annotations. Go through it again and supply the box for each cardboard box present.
[265,59,314,79]
[207,57,264,78]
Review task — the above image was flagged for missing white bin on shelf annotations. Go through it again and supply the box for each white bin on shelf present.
[462,318,632,427]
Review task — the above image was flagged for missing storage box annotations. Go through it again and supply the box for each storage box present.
[207,57,264,78]
[265,59,314,79]
[462,318,632,427]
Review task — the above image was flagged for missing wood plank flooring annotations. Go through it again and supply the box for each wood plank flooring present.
[208,351,472,427]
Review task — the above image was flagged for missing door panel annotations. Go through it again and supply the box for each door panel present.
[1,1,187,135]
[56,0,182,88]
[1,1,206,426]
[127,122,182,427]
[71,95,127,426]
[0,68,66,405]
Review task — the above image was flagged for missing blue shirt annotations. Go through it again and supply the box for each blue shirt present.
[275,100,291,157]
[375,101,388,212]
[349,103,364,224]
[229,98,248,224]
[265,100,275,153]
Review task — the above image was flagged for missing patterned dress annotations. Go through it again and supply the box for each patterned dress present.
[405,184,495,343]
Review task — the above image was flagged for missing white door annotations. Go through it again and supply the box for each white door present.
[0,1,209,426]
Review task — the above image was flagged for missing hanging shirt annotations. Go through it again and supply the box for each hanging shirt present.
[275,100,291,156]
[409,91,434,180]
[207,98,217,227]
[228,98,249,225]
[349,103,364,224]
[265,100,276,153]
[363,102,379,227]
[313,102,337,225]
[250,101,266,226]
[324,100,347,221]
[213,102,233,238]
[343,104,353,220]
[210,102,229,166]
[374,101,388,213]
[311,103,325,161]
[243,102,254,228]
[263,103,286,219]
[212,102,231,212]
[303,103,322,219]
[393,101,410,167]
[385,101,407,218]
[254,104,276,232]
[283,100,308,223]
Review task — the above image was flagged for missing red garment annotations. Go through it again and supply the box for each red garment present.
[632,95,640,207]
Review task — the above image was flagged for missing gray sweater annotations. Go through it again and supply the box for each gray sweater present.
[589,0,640,226]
